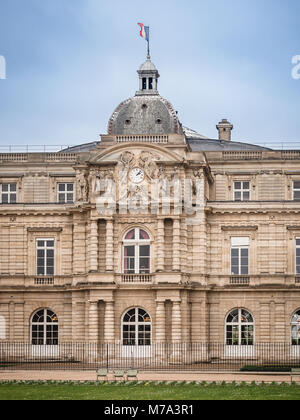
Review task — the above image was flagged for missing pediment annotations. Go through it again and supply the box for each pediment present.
[88,143,183,165]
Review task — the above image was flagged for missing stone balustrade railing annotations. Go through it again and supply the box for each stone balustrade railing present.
[0,274,299,287]
[120,274,154,284]
[116,135,169,144]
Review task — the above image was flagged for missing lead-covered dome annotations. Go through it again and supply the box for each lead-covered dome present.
[107,57,183,135]
[108,95,183,135]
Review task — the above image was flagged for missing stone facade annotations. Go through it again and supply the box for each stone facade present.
[0,57,300,349]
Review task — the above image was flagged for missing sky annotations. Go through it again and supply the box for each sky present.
[0,0,299,150]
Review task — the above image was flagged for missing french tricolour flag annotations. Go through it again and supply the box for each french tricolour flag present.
[138,23,149,42]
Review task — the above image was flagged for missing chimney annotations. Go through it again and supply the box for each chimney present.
[216,119,233,141]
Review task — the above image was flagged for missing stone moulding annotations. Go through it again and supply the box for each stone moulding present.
[27,227,63,232]
[221,226,258,231]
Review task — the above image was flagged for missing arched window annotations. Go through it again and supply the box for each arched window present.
[123,228,151,274]
[31,309,58,346]
[122,308,151,346]
[226,309,254,346]
[291,310,300,346]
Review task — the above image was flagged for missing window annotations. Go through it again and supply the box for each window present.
[123,228,151,274]
[122,308,151,346]
[233,182,250,202]
[1,183,17,204]
[142,78,147,90]
[36,239,55,276]
[231,237,249,275]
[293,181,300,201]
[291,310,300,346]
[296,239,300,274]
[31,309,58,346]
[149,77,153,90]
[57,183,74,204]
[226,309,254,346]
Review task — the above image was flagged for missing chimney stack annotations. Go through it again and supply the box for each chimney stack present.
[216,119,233,141]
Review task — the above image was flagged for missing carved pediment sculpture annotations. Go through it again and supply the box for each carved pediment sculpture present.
[117,150,161,182]
[138,151,161,180]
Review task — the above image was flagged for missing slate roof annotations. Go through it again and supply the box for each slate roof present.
[187,137,271,151]
[60,135,271,153]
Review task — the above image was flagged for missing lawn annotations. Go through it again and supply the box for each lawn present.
[0,382,300,400]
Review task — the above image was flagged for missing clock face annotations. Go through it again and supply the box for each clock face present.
[129,168,145,184]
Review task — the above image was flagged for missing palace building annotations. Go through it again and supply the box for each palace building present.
[1,54,300,359]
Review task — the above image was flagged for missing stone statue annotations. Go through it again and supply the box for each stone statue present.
[76,170,88,202]
[192,169,202,196]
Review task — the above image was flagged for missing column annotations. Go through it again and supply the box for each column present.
[181,219,188,273]
[9,301,14,341]
[104,301,115,343]
[155,301,166,342]
[172,300,182,343]
[106,219,114,271]
[190,300,203,342]
[73,222,86,274]
[89,220,98,272]
[156,219,165,271]
[173,219,181,271]
[89,301,99,342]
[260,302,271,343]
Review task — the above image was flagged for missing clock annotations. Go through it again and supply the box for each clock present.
[129,168,145,184]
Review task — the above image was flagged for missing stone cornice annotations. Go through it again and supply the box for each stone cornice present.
[27,227,63,232]
[221,226,258,231]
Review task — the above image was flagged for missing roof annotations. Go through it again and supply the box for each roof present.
[60,141,100,153]
[187,137,271,151]
[139,59,158,72]
[60,136,271,153]
[107,95,183,136]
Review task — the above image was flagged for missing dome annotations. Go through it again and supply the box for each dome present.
[139,59,157,72]
[108,95,183,135]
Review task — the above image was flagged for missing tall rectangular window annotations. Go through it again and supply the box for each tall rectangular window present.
[57,183,74,203]
[233,182,250,202]
[1,183,17,204]
[36,239,55,276]
[293,182,300,201]
[124,246,135,274]
[296,239,300,274]
[231,237,249,275]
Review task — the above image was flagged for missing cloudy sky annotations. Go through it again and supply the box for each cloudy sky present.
[0,0,299,150]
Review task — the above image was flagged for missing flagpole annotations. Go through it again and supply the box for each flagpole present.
[147,27,150,59]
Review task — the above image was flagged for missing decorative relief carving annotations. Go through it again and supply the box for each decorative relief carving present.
[118,151,161,181]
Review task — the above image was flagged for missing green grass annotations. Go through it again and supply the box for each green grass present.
[0,382,300,400]
[241,365,300,372]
